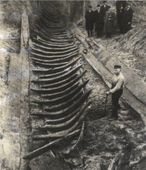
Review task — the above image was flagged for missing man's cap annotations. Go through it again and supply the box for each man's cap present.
[88,5,92,8]
[97,4,100,7]
[114,65,121,69]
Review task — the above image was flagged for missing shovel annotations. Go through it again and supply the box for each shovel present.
[104,93,109,114]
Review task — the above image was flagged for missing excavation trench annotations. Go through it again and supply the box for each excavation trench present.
[27,45,145,170]
[22,2,91,169]
[0,1,145,170]
[26,21,145,170]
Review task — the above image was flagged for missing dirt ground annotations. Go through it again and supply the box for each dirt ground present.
[63,59,145,170]
[0,1,146,170]
[0,3,22,169]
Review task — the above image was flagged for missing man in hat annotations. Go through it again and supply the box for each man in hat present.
[122,4,133,33]
[85,5,94,37]
[94,4,103,37]
[106,65,125,119]
[100,1,110,18]
[104,6,116,38]
[100,1,110,32]
[116,0,127,33]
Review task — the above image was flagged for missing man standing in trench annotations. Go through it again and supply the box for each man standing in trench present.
[106,65,125,119]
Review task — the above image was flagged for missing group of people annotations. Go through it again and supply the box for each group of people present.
[116,1,133,34]
[85,1,133,38]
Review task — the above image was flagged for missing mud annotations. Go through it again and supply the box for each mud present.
[62,59,145,170]
[0,1,146,170]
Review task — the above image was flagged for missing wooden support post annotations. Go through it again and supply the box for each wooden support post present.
[19,8,31,170]
[21,10,30,49]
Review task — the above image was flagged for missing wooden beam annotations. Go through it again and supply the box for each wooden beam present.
[74,26,146,125]
[23,129,81,160]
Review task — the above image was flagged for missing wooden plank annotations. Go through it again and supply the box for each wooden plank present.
[21,10,30,49]
[75,26,146,125]
[20,9,31,170]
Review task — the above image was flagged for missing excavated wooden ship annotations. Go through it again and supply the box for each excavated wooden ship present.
[23,9,91,160]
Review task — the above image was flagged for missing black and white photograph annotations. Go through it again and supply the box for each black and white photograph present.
[0,0,146,169]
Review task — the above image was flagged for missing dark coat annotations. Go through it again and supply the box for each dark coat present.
[122,7,133,32]
[124,7,133,23]
[116,1,127,24]
[100,4,110,19]
[117,7,125,26]
[93,9,105,36]
[104,10,116,34]
[116,1,127,12]
[85,10,94,30]
[93,9,103,24]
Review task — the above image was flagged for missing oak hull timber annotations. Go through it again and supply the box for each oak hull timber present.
[31,82,79,100]
[31,90,91,118]
[31,75,79,94]
[32,40,77,51]
[23,129,81,160]
[36,103,90,138]
[31,65,82,84]
[32,60,68,68]
[32,57,82,75]
[31,50,79,61]
[31,46,78,55]
[35,33,74,45]
[34,37,76,48]
[32,81,88,105]
[38,59,82,79]
[35,102,89,131]
[25,16,91,159]
[33,91,83,111]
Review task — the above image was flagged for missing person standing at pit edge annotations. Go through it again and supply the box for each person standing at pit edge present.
[122,4,133,33]
[104,6,116,38]
[94,4,103,37]
[85,5,94,37]
[116,0,127,33]
[106,65,125,120]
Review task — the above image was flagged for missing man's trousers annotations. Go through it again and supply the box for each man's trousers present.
[111,89,123,118]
